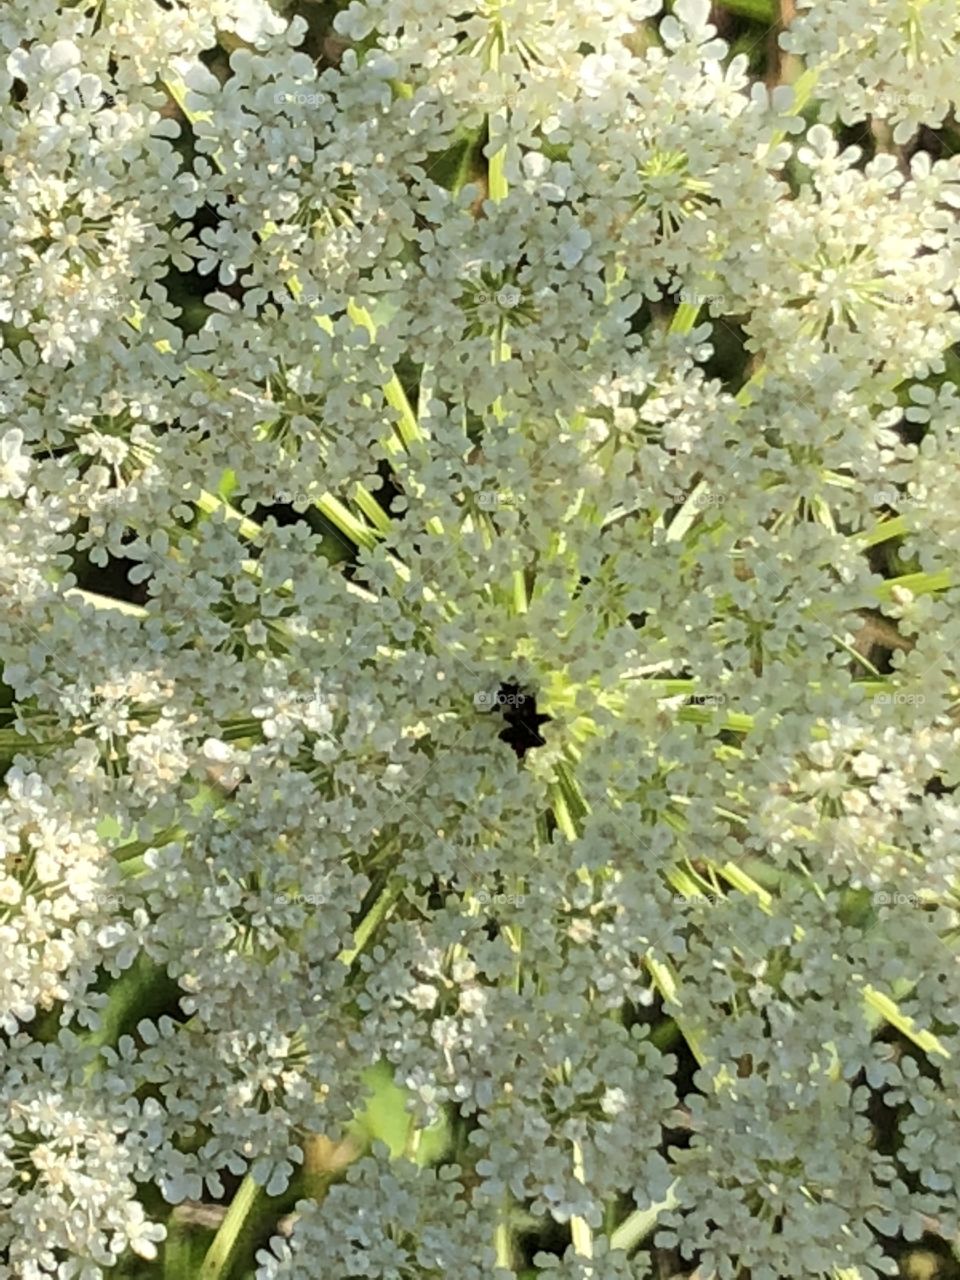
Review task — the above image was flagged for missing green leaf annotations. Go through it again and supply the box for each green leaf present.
[350,1060,450,1163]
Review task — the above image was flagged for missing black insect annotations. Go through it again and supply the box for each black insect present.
[493,682,551,760]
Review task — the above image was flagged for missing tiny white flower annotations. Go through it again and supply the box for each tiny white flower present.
[0,429,31,498]
[409,983,439,1011]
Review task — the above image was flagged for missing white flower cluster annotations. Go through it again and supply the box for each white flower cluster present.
[784,0,960,143]
[1,0,960,1276]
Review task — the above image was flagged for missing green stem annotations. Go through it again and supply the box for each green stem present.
[339,879,402,968]
[570,1139,594,1266]
[609,1181,681,1254]
[858,515,908,549]
[485,22,509,204]
[199,1174,262,1280]
[494,1194,514,1270]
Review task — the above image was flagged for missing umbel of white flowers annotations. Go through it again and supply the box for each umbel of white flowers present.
[1,0,960,1277]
